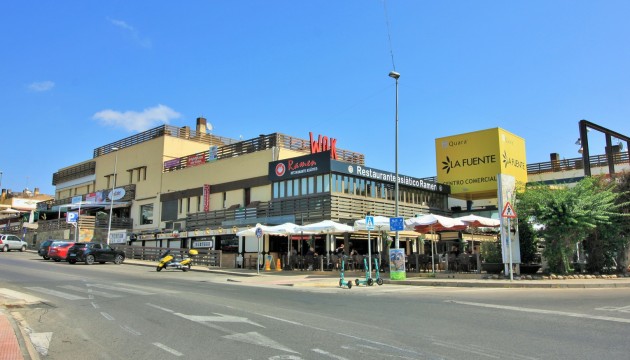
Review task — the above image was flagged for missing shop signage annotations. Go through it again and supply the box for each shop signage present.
[331,161,450,194]
[187,153,207,167]
[164,158,181,170]
[108,187,125,201]
[193,240,213,248]
[268,151,331,181]
[203,184,210,212]
[309,132,337,160]
[109,231,127,244]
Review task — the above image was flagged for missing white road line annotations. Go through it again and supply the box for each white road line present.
[25,287,87,300]
[146,303,175,313]
[60,285,123,298]
[153,342,183,357]
[87,283,153,295]
[312,348,349,359]
[0,288,44,303]
[120,325,142,336]
[100,312,115,320]
[91,302,100,309]
[447,300,630,324]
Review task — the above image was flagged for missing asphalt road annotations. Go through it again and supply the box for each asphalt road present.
[2,251,630,360]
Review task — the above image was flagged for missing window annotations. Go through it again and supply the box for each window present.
[323,174,330,192]
[301,178,307,195]
[287,180,293,197]
[273,183,279,199]
[141,204,154,225]
[316,175,323,193]
[308,177,314,194]
[293,179,300,196]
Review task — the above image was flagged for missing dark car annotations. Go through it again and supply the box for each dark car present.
[38,240,55,259]
[66,243,125,265]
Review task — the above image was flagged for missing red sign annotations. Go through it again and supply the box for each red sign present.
[187,153,207,167]
[203,184,210,212]
[502,202,517,218]
[309,132,337,160]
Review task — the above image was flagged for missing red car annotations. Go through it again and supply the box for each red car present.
[48,241,75,262]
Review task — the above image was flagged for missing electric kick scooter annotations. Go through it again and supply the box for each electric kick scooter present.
[355,257,374,286]
[373,257,384,285]
[338,255,353,289]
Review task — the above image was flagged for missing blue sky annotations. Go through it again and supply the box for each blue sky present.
[2,1,629,196]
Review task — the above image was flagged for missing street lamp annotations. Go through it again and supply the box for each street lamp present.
[106,147,119,245]
[389,70,400,249]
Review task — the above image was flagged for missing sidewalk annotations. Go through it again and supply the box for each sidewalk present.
[3,259,630,360]
[125,258,630,289]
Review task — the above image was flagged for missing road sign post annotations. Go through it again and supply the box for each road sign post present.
[255,227,263,275]
[502,202,517,281]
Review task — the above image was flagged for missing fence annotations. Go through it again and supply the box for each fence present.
[115,245,222,268]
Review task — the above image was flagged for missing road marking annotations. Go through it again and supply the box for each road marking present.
[60,285,123,298]
[596,305,630,313]
[120,325,142,336]
[0,288,44,304]
[87,283,154,295]
[312,348,349,359]
[224,332,298,353]
[25,287,87,300]
[175,312,264,327]
[91,302,100,309]
[447,300,630,324]
[153,342,183,357]
[146,303,175,313]
[100,312,115,320]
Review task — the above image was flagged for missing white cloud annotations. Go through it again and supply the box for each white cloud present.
[28,81,55,92]
[107,17,152,48]
[93,104,181,132]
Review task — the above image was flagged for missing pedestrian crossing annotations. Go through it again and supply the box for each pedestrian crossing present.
[17,282,158,302]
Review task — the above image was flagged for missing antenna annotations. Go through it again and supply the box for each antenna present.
[383,0,397,71]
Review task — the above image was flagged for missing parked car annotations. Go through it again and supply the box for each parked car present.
[67,243,125,265]
[0,234,28,252]
[48,241,75,262]
[38,240,56,260]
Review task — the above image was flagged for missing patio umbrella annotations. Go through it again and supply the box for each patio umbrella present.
[294,220,354,269]
[353,215,391,274]
[405,214,467,273]
[0,208,21,215]
[455,214,500,228]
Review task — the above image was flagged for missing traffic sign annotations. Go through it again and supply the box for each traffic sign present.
[390,217,404,231]
[255,227,263,238]
[365,215,375,230]
[502,202,517,218]
[67,211,78,223]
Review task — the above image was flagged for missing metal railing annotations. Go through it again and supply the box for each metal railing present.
[527,152,629,174]
[115,245,222,268]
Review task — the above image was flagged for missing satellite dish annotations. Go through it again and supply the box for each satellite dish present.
[206,123,213,133]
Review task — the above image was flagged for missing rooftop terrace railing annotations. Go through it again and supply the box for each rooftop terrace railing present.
[527,151,629,174]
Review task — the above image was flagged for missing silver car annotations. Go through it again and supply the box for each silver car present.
[0,234,28,252]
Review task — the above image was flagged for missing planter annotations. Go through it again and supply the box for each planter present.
[481,263,504,274]
[519,264,542,275]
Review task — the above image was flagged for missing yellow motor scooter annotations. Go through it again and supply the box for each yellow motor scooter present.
[156,249,198,272]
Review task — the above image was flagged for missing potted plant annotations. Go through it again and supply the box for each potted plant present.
[480,241,504,274]
[518,217,542,275]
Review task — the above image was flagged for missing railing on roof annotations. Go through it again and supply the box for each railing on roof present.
[93,125,240,158]
[527,152,629,175]
[52,161,97,186]
[163,133,365,173]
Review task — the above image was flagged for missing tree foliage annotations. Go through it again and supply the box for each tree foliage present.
[517,176,629,274]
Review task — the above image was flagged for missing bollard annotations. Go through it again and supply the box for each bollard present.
[276,258,282,271]
[265,256,271,271]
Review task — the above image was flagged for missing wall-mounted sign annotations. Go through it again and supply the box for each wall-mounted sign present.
[108,187,126,201]
[268,151,331,181]
[309,132,337,160]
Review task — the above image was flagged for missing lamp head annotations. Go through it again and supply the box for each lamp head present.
[388,71,400,79]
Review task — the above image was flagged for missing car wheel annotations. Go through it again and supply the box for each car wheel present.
[68,259,77,264]
[156,265,162,272]
[114,255,124,265]
[20,245,26,252]
[85,255,95,265]
[43,256,50,260]
[182,267,188,272]
[2,245,8,252]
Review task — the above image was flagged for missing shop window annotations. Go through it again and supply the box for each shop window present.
[140,204,154,225]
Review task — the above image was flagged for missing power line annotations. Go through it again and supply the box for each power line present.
[383,0,397,71]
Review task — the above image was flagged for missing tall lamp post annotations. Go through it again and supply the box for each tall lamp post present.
[389,70,400,249]
[106,147,119,245]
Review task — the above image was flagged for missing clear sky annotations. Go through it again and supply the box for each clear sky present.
[2,1,629,196]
